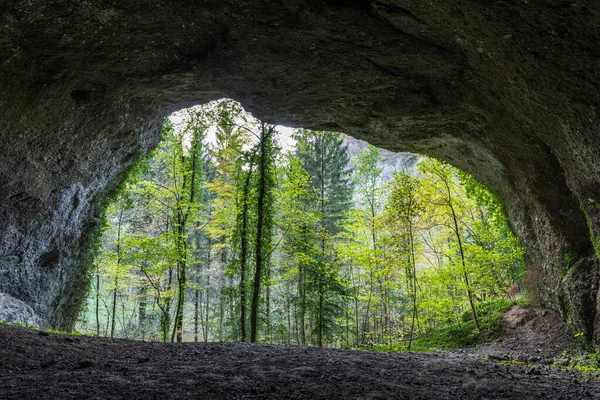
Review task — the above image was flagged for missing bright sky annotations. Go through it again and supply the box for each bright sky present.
[168,100,298,154]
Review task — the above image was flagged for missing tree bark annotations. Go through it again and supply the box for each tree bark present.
[95,262,100,336]
[239,164,254,341]
[110,209,124,338]
[250,125,272,343]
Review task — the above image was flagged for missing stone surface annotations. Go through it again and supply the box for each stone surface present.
[0,0,599,340]
[0,293,41,327]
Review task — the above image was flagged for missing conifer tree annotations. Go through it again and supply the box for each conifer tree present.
[295,130,353,346]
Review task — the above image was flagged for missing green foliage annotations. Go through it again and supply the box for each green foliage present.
[0,320,97,337]
[559,352,600,373]
[413,300,515,348]
[77,100,526,352]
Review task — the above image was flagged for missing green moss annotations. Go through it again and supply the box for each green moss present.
[70,147,154,329]
[357,343,440,353]
[498,359,526,366]
[1,320,97,337]
[582,204,600,262]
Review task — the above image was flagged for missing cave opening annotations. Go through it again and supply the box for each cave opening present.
[70,99,525,350]
[2,0,600,396]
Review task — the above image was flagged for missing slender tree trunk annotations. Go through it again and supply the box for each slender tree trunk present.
[172,209,187,343]
[266,262,271,343]
[352,267,360,348]
[218,289,224,342]
[111,279,117,338]
[363,268,374,344]
[121,297,127,339]
[95,262,100,336]
[251,125,272,342]
[407,219,418,350]
[449,201,480,331]
[299,262,306,345]
[172,134,201,343]
[203,237,212,343]
[439,173,480,332]
[287,298,292,345]
[345,308,350,348]
[386,279,392,349]
[294,301,300,345]
[194,288,199,342]
[164,265,173,342]
[239,165,253,341]
[370,202,380,344]
[318,281,324,347]
[204,275,210,343]
[318,136,325,348]
[138,284,147,339]
[111,210,124,338]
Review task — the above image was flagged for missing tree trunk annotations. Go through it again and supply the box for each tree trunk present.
[239,165,254,342]
[250,125,272,343]
[299,245,306,346]
[204,275,210,343]
[164,265,173,342]
[95,262,100,336]
[172,209,187,343]
[194,288,199,342]
[138,284,147,339]
[110,279,117,338]
[318,135,326,348]
[266,262,271,343]
[111,209,124,338]
[449,201,480,331]
[407,219,418,350]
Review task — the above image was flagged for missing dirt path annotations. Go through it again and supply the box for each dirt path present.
[0,325,598,399]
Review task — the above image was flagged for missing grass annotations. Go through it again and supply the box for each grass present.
[357,343,440,353]
[354,299,516,353]
[552,350,600,374]
[0,320,97,337]
[411,299,516,349]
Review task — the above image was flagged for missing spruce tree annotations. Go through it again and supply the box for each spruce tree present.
[295,130,353,346]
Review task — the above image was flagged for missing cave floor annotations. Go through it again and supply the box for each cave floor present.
[0,325,598,400]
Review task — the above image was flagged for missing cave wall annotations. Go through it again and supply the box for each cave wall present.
[0,0,599,343]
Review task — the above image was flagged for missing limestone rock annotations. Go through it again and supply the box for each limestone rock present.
[0,293,41,327]
[0,0,599,337]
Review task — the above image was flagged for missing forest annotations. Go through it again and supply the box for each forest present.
[76,99,525,350]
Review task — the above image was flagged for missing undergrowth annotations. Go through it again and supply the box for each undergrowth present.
[411,299,516,349]
[0,320,96,337]
[553,350,600,374]
[356,299,517,353]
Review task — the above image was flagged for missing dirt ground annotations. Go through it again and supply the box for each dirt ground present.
[464,306,580,363]
[0,309,599,400]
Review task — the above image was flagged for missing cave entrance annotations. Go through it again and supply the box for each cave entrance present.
[74,99,525,349]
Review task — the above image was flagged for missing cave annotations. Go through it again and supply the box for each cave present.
[0,1,599,347]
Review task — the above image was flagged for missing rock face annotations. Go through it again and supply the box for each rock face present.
[0,293,41,327]
[0,1,599,343]
[343,135,418,182]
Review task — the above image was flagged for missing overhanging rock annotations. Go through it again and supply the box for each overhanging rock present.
[0,0,599,344]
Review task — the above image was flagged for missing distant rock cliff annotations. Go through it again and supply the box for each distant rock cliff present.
[343,135,418,183]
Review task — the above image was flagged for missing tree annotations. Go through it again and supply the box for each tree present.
[352,144,384,344]
[383,170,425,349]
[419,159,480,332]
[250,123,276,342]
[77,99,525,351]
[295,130,353,347]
